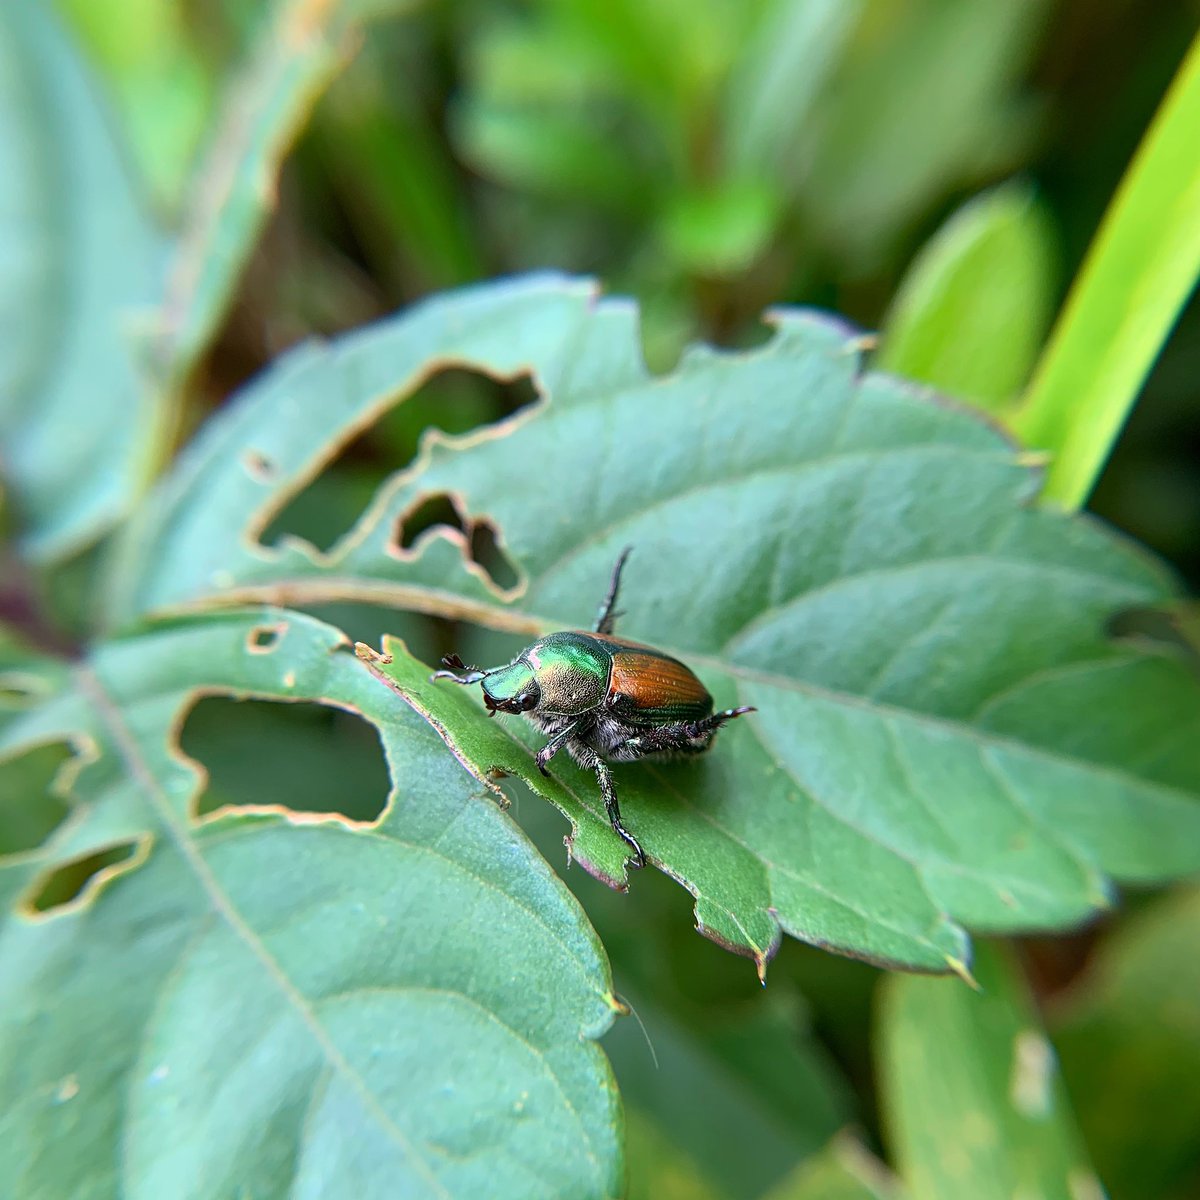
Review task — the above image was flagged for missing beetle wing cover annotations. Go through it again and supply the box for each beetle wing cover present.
[608,648,712,724]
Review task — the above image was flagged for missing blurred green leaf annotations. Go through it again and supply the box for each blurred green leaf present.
[724,0,863,183]
[56,0,213,211]
[0,609,622,1199]
[800,0,1050,266]
[0,0,168,561]
[660,180,778,276]
[1054,888,1200,1200]
[1013,31,1200,509]
[608,988,847,1198]
[109,274,1200,971]
[877,942,1099,1200]
[878,183,1057,413]
[762,1134,904,1200]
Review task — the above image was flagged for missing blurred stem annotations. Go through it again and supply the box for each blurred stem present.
[1012,30,1200,510]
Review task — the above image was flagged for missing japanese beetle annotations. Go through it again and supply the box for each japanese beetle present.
[432,548,754,869]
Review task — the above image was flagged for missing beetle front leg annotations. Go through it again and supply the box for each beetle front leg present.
[430,653,489,685]
[534,721,580,776]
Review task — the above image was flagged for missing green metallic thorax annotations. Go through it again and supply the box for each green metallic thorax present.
[520,632,611,716]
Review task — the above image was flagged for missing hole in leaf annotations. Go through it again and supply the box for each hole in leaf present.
[396,492,463,552]
[470,519,519,592]
[261,367,538,553]
[246,622,287,654]
[29,840,140,912]
[392,492,519,593]
[0,742,73,855]
[180,697,389,823]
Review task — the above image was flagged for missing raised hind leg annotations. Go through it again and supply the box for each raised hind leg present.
[594,546,633,635]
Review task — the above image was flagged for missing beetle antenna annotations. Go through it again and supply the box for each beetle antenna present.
[430,654,490,686]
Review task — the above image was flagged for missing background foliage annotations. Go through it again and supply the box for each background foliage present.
[2,1,1200,1197]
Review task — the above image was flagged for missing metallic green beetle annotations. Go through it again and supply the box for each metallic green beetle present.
[432,549,754,869]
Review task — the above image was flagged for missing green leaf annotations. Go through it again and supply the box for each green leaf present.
[723,0,863,183]
[608,988,846,1198]
[0,0,168,560]
[877,943,1100,1200]
[761,1135,904,1200]
[56,0,213,211]
[1012,31,1200,508]
[797,0,1050,265]
[1054,887,1200,1200]
[106,274,1200,974]
[877,183,1056,414]
[0,609,621,1199]
[155,0,417,386]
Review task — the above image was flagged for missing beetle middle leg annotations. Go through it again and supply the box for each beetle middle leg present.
[574,745,645,869]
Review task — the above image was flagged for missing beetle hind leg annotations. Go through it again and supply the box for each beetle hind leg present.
[593,546,633,635]
[619,706,756,759]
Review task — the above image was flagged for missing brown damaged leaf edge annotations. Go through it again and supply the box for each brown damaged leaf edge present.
[23,837,151,917]
[355,640,632,894]
[172,684,393,833]
[226,365,545,612]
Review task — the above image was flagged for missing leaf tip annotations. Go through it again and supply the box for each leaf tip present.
[945,953,981,990]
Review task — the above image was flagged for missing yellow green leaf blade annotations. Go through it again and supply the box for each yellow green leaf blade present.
[878,183,1056,414]
[1012,31,1200,508]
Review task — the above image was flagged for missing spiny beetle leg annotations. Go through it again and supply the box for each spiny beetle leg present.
[594,545,633,636]
[534,722,580,777]
[579,751,645,869]
[687,706,756,737]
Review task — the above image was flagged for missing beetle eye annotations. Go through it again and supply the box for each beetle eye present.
[519,691,538,711]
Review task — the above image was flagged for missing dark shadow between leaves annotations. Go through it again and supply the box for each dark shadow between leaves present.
[179,695,390,824]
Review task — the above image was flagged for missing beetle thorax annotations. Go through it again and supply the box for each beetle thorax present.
[525,633,609,716]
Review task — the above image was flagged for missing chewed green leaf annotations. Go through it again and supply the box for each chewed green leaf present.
[0,610,621,1200]
[0,0,167,560]
[106,274,1200,972]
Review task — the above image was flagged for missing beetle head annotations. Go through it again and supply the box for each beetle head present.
[480,661,541,717]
